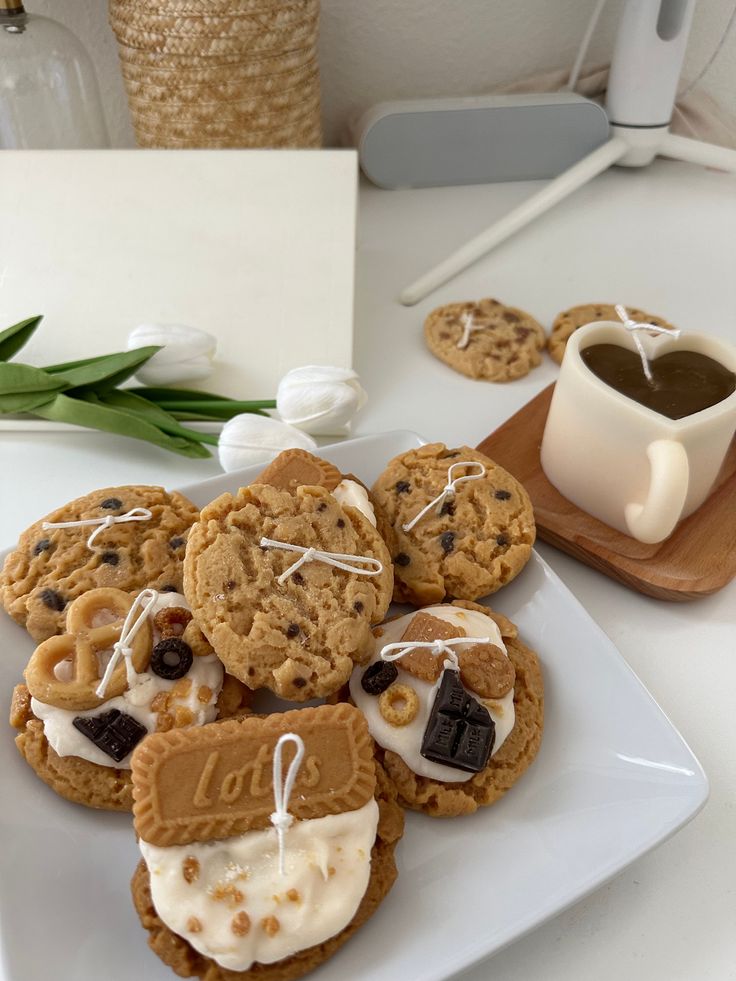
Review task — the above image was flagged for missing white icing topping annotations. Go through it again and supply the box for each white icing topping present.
[349,605,515,783]
[31,592,224,769]
[140,800,379,972]
[332,479,377,527]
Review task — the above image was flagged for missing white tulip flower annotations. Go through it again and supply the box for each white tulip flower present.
[218,414,318,473]
[128,323,216,386]
[276,366,367,436]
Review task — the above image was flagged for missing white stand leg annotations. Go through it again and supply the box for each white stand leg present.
[659,132,736,172]
[399,136,627,306]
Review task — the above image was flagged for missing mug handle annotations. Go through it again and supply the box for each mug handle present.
[624,439,689,544]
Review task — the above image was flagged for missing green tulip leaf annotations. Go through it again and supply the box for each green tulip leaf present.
[0,316,43,362]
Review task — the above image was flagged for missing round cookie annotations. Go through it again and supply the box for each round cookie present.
[372,443,535,606]
[1,485,199,642]
[183,483,394,701]
[130,760,403,981]
[424,297,546,381]
[358,600,544,818]
[548,302,675,365]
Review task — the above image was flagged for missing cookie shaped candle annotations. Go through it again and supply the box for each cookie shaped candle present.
[541,315,736,543]
[130,704,403,979]
[10,587,248,810]
[350,602,544,817]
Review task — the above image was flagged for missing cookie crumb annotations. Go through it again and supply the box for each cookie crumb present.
[231,911,251,936]
[182,856,200,884]
[187,916,203,934]
[261,915,280,937]
[286,888,300,902]
[197,685,213,704]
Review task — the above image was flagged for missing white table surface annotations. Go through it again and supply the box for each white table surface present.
[1,157,734,981]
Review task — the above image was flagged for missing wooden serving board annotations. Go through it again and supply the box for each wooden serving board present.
[477,385,736,601]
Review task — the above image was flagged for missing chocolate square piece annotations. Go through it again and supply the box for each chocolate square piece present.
[73,708,148,762]
[420,669,495,773]
[398,613,466,683]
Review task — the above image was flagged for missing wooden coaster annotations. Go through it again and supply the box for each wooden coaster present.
[477,385,736,601]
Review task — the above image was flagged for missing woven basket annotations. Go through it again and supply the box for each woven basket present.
[109,0,322,148]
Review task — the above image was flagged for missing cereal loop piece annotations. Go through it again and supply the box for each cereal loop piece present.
[379,683,419,727]
[154,606,192,639]
[458,643,515,699]
[24,588,152,711]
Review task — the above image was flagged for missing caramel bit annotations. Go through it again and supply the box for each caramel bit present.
[286,888,301,903]
[210,883,245,906]
[150,691,171,713]
[261,915,280,937]
[182,856,200,884]
[172,677,193,698]
[231,911,251,937]
[187,916,203,934]
[175,706,195,728]
[156,712,174,732]
[197,684,213,704]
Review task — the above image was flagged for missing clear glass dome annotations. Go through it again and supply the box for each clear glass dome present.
[0,7,109,148]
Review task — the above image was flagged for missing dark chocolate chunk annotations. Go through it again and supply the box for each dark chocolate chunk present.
[353,600,364,613]
[33,539,52,556]
[440,501,455,517]
[337,518,345,528]
[286,623,300,638]
[494,489,512,501]
[361,660,399,696]
[100,551,119,566]
[169,536,186,550]
[150,638,193,680]
[39,588,65,612]
[395,480,411,494]
[293,677,307,688]
[292,571,305,585]
[160,584,178,593]
[100,497,122,510]
[440,531,455,554]
[394,552,411,567]
[496,534,509,547]
[72,709,147,762]
[420,669,495,773]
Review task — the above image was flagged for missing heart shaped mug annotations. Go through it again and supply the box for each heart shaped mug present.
[540,322,736,544]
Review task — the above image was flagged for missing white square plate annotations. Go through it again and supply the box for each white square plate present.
[0,430,708,981]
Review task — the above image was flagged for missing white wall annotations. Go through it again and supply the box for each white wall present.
[29,0,736,147]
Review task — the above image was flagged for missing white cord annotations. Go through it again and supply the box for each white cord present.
[678,0,736,99]
[565,0,608,92]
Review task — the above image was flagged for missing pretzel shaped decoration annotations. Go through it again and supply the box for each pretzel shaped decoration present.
[24,588,152,711]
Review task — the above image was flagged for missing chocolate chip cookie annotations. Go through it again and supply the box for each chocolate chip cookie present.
[424,298,546,381]
[372,443,535,606]
[0,486,199,642]
[548,302,675,365]
[183,483,394,701]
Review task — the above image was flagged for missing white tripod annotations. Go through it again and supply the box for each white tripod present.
[400,0,736,306]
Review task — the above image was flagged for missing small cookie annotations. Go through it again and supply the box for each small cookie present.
[372,443,535,606]
[349,603,543,817]
[184,483,393,701]
[424,298,546,381]
[130,704,404,979]
[548,303,675,365]
[0,485,199,641]
[11,587,250,810]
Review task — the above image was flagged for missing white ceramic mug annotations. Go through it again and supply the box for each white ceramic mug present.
[540,322,736,544]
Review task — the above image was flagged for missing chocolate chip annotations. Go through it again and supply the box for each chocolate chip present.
[100,497,122,510]
[160,584,178,593]
[496,534,509,547]
[293,677,307,688]
[494,489,511,500]
[151,638,193,680]
[442,451,460,458]
[440,332,450,340]
[33,539,52,556]
[440,501,455,517]
[514,326,531,341]
[169,537,186,550]
[353,601,364,613]
[292,572,305,585]
[394,553,411,567]
[72,709,147,763]
[247,667,255,676]
[286,623,300,638]
[39,588,65,612]
[337,518,345,528]
[503,311,520,323]
[395,480,411,494]
[100,551,119,566]
[361,660,398,696]
[440,531,455,554]
[317,503,327,512]
[225,579,236,590]
[420,669,494,773]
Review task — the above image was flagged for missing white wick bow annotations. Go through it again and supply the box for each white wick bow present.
[381,636,491,670]
[615,304,681,384]
[95,588,158,698]
[402,462,486,533]
[270,733,305,876]
[42,507,153,550]
[259,537,384,585]
[456,312,484,350]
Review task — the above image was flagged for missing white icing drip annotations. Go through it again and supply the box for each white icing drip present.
[31,592,223,769]
[349,605,515,783]
[140,800,378,972]
[332,479,377,527]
